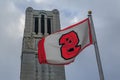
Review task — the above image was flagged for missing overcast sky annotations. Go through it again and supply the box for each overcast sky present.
[0,0,120,80]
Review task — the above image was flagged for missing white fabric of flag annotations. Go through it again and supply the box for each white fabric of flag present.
[38,18,93,65]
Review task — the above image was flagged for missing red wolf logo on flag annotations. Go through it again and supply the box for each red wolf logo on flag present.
[59,31,81,60]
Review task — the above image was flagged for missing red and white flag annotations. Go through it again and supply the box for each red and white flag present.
[38,18,93,65]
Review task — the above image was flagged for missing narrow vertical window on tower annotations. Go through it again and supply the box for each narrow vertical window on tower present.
[34,17,39,34]
[41,15,45,34]
[47,18,51,34]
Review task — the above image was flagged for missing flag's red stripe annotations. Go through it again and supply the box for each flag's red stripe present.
[88,18,93,44]
[38,38,47,64]
[75,18,93,57]
[60,18,88,31]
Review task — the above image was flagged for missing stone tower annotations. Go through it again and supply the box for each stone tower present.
[20,7,66,80]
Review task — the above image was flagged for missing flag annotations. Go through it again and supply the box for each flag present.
[38,18,93,65]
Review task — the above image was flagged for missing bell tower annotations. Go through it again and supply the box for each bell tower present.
[20,7,66,80]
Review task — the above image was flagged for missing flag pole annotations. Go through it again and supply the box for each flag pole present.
[88,11,104,80]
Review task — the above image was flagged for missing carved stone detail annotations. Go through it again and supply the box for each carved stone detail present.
[24,34,34,49]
